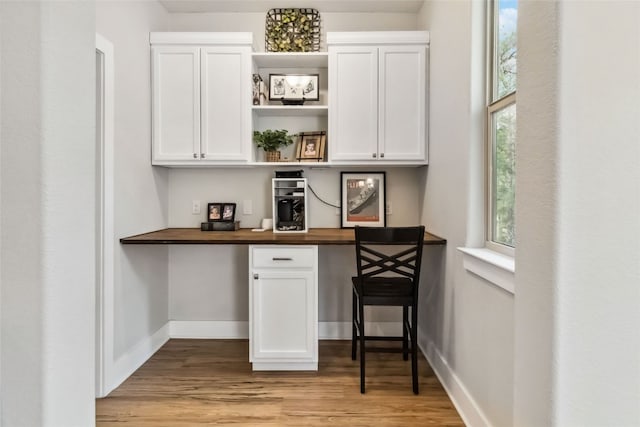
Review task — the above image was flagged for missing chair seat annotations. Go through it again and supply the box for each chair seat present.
[352,276,414,305]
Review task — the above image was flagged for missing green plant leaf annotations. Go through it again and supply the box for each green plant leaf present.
[253,129,295,151]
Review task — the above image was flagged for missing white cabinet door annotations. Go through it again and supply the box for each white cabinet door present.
[378,45,427,162]
[249,246,318,370]
[152,46,200,162]
[200,46,251,162]
[328,32,429,165]
[150,33,252,165]
[328,46,378,161]
[251,270,316,360]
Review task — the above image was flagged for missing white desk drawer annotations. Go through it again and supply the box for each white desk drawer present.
[252,246,315,269]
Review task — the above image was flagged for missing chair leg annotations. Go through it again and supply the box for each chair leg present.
[411,305,419,394]
[359,299,366,394]
[352,289,357,361]
[402,306,409,361]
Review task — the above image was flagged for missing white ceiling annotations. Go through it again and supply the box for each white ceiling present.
[158,0,426,14]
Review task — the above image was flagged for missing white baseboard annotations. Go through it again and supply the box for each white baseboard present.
[252,361,318,371]
[319,321,402,339]
[110,322,170,395]
[418,330,491,427]
[170,320,249,338]
[167,320,401,340]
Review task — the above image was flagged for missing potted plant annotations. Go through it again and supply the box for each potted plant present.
[253,129,294,162]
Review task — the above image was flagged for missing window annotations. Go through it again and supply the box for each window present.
[487,0,517,253]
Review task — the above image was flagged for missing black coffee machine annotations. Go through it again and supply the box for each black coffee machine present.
[277,199,294,223]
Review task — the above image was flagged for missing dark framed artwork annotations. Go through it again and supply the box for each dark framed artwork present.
[340,172,386,228]
[208,202,236,222]
[268,74,319,105]
[296,131,326,162]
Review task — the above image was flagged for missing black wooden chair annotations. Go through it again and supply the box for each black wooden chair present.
[351,225,425,394]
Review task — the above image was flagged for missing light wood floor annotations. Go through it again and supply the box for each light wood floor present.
[96,339,464,426]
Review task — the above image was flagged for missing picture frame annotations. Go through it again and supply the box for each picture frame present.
[269,74,319,105]
[340,172,386,228]
[207,202,236,222]
[252,74,267,106]
[296,131,326,162]
[207,203,222,221]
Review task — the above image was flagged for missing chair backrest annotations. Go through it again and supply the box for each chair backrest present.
[354,226,425,291]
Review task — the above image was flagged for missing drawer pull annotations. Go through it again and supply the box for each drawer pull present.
[272,257,293,261]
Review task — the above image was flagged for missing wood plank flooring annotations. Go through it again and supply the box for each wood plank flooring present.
[96,339,464,426]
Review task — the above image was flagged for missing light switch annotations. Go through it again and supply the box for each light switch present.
[243,199,253,215]
[192,200,201,215]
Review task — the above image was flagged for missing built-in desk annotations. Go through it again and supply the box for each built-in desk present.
[120,228,445,371]
[120,227,446,245]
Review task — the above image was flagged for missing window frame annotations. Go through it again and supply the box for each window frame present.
[486,0,516,257]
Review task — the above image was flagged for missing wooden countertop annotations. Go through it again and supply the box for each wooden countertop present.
[120,228,446,246]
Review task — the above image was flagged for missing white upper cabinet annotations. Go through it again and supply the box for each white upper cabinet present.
[152,46,201,162]
[151,33,252,165]
[150,31,428,167]
[328,46,378,161]
[328,31,429,165]
[200,46,251,161]
[378,45,427,161]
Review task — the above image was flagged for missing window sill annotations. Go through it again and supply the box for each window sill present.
[458,247,515,295]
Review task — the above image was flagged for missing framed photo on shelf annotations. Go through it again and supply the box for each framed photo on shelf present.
[269,74,319,105]
[296,131,326,162]
[340,172,386,228]
[207,202,236,222]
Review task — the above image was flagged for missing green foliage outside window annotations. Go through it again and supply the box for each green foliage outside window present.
[489,0,517,249]
[497,31,517,98]
[493,105,516,247]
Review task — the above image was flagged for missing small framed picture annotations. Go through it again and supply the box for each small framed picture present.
[269,74,319,105]
[222,203,236,222]
[207,202,236,222]
[296,131,326,162]
[340,172,386,228]
[207,203,222,221]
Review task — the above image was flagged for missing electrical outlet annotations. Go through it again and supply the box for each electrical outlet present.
[192,200,201,215]
[386,201,392,215]
[334,200,340,216]
[243,199,253,215]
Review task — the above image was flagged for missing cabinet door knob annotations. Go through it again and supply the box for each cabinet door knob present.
[193,153,198,159]
[200,153,205,159]
[253,273,259,279]
[372,153,377,158]
[380,153,385,158]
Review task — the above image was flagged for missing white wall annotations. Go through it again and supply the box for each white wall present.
[169,12,418,50]
[168,166,425,324]
[511,1,558,424]
[0,11,3,423]
[0,1,96,425]
[417,2,515,426]
[514,1,640,425]
[96,0,170,392]
[419,0,640,426]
